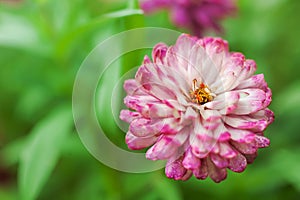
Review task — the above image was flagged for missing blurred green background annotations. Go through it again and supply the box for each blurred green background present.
[1,0,300,199]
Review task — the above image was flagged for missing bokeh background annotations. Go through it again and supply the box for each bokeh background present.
[1,0,300,199]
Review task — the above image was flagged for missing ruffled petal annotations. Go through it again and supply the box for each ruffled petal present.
[204,90,240,114]
[167,34,198,78]
[236,74,268,90]
[255,135,270,148]
[135,65,178,100]
[123,79,146,96]
[146,127,189,160]
[152,43,168,65]
[190,120,216,158]
[120,110,142,124]
[218,142,237,158]
[125,132,157,150]
[124,95,157,116]
[227,126,256,143]
[193,158,208,180]
[146,136,178,160]
[207,157,227,183]
[165,156,188,180]
[231,89,267,115]
[148,102,180,118]
[210,153,229,168]
[182,147,201,170]
[231,140,257,154]
[188,40,220,85]
[224,111,273,132]
[130,117,183,137]
[244,153,257,164]
[228,153,247,172]
[230,59,257,90]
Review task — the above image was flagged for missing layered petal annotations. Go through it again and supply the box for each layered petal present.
[229,89,268,115]
[130,117,183,137]
[182,147,201,170]
[119,110,142,124]
[207,157,227,183]
[228,153,247,172]
[126,132,158,150]
[224,110,274,132]
[146,127,189,160]
[165,156,191,180]
[193,159,208,180]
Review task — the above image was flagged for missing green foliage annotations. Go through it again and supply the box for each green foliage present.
[18,105,72,200]
[0,0,300,199]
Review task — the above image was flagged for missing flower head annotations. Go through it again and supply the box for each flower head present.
[120,34,274,182]
[139,0,237,36]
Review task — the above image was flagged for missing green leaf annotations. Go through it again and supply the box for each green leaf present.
[103,9,143,19]
[18,104,73,200]
[56,8,143,57]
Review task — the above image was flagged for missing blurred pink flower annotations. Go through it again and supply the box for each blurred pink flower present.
[139,0,237,36]
[120,34,274,182]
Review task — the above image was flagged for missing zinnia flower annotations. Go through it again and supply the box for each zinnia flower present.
[120,34,274,182]
[139,0,237,37]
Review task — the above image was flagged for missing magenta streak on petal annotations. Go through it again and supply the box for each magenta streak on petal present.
[119,110,142,123]
[228,153,247,172]
[152,43,168,64]
[126,132,158,150]
[146,136,178,160]
[218,132,231,142]
[236,74,267,90]
[182,147,201,170]
[255,135,270,148]
[210,153,229,168]
[224,114,272,132]
[219,142,237,158]
[165,156,187,180]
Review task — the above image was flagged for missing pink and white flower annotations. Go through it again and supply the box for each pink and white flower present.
[139,0,237,36]
[120,34,274,182]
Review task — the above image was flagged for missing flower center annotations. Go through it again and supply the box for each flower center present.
[190,79,214,105]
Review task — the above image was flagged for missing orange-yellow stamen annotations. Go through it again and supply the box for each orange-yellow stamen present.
[190,79,214,105]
